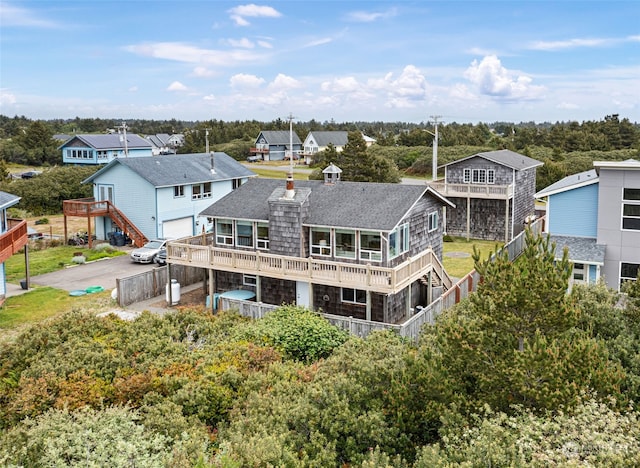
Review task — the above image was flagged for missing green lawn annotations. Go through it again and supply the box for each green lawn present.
[5,245,125,283]
[442,236,503,278]
[248,167,310,179]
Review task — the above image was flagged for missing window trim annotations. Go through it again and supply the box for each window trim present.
[622,188,640,231]
[463,168,471,183]
[359,231,382,262]
[256,222,269,250]
[216,219,234,245]
[243,274,257,286]
[236,221,254,248]
[341,288,367,305]
[311,227,332,256]
[620,262,640,289]
[389,223,409,259]
[191,182,213,200]
[428,211,439,232]
[174,185,185,198]
[335,229,356,259]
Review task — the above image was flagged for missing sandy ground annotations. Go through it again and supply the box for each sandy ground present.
[26,214,92,240]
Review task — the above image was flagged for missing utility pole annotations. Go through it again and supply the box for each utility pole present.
[118,122,129,157]
[205,128,210,153]
[287,113,296,172]
[430,115,442,181]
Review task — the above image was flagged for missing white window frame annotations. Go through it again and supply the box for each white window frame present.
[463,168,471,183]
[472,169,486,184]
[191,182,213,200]
[341,288,367,305]
[335,229,356,259]
[236,221,253,247]
[256,223,269,250]
[359,231,382,262]
[311,228,331,256]
[487,169,495,184]
[428,211,439,232]
[174,185,184,198]
[216,219,234,245]
[388,224,409,259]
[620,262,640,289]
[243,274,257,286]
[622,188,640,231]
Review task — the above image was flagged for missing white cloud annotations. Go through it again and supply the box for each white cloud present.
[529,37,609,51]
[0,90,17,105]
[203,94,215,101]
[303,37,333,48]
[321,76,361,93]
[230,73,265,88]
[227,37,255,48]
[228,4,282,26]
[167,81,188,92]
[345,8,398,23]
[269,74,302,90]
[124,42,261,67]
[557,102,580,110]
[128,86,138,92]
[0,3,58,28]
[257,40,273,49]
[464,55,545,101]
[192,66,217,78]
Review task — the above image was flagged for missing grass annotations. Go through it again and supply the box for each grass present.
[5,245,125,283]
[249,167,310,179]
[442,236,503,278]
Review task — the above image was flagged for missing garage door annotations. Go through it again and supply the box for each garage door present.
[163,217,193,239]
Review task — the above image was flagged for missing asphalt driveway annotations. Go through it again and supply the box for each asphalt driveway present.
[27,253,157,293]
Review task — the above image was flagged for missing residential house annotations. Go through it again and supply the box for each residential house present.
[167,134,184,148]
[301,131,375,164]
[536,159,640,290]
[0,191,28,301]
[168,166,455,324]
[431,149,543,242]
[145,134,173,155]
[249,130,302,161]
[64,153,255,246]
[60,134,153,165]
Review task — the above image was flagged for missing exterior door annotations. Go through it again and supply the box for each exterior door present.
[296,281,310,308]
[98,185,114,202]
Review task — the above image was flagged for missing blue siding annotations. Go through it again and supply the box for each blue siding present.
[548,183,598,237]
[63,147,152,165]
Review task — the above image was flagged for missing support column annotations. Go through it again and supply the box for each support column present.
[466,196,471,241]
[64,214,68,245]
[256,274,261,303]
[87,216,93,248]
[505,198,510,243]
[308,282,313,310]
[208,269,215,313]
[365,290,372,321]
[406,282,412,317]
[166,263,172,306]
[24,244,30,290]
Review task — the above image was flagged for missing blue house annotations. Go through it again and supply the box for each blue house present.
[0,191,28,301]
[536,160,640,290]
[65,153,255,246]
[249,130,302,161]
[60,134,153,165]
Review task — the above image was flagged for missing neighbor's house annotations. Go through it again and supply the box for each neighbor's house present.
[63,153,255,246]
[301,131,376,165]
[0,191,28,301]
[249,130,302,161]
[535,159,640,290]
[60,134,153,165]
[431,149,543,242]
[167,165,455,324]
[145,134,173,155]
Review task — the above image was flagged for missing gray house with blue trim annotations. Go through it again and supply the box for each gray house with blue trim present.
[60,134,153,165]
[81,153,255,242]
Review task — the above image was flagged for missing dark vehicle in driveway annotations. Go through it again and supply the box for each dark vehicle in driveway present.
[21,170,42,179]
[130,239,167,264]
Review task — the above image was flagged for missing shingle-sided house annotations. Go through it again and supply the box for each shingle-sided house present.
[0,191,28,301]
[431,149,543,242]
[249,130,302,161]
[168,167,455,324]
[536,159,640,290]
[64,153,255,246]
[535,169,604,288]
[60,134,153,165]
[301,131,376,165]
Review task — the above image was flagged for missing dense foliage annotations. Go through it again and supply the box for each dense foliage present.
[2,231,640,466]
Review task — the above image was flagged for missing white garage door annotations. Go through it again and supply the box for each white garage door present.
[163,217,193,239]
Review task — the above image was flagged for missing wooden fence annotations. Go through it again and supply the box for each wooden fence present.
[116,264,204,306]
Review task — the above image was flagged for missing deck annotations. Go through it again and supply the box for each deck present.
[0,219,28,263]
[429,181,514,199]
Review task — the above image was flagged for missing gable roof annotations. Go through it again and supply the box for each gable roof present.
[0,190,21,210]
[535,169,599,198]
[58,134,152,150]
[257,130,302,146]
[441,149,543,171]
[200,178,454,231]
[593,159,640,171]
[307,131,349,147]
[550,235,605,265]
[83,153,256,187]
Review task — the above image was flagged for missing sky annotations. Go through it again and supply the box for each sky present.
[0,1,639,124]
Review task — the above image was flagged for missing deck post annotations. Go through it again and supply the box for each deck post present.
[208,268,215,313]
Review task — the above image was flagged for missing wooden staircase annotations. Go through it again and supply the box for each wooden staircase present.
[63,198,149,247]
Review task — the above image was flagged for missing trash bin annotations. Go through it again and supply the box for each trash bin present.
[166,279,180,305]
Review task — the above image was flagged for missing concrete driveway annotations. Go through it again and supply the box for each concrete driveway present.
[26,253,157,293]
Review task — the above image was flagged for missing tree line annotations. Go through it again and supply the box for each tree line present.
[2,231,640,465]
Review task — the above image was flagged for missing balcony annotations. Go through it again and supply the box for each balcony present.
[167,234,451,294]
[249,147,270,154]
[0,219,28,263]
[63,198,110,217]
[429,180,514,200]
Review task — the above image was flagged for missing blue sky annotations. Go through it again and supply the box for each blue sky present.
[1,1,638,123]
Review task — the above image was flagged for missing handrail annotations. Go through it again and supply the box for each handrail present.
[429,181,514,199]
[0,219,28,263]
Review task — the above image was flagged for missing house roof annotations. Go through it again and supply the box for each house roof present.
[535,169,599,198]
[549,235,605,265]
[440,149,543,171]
[308,131,349,147]
[594,159,640,171]
[0,190,21,210]
[146,134,171,148]
[257,130,302,145]
[83,152,256,187]
[200,178,454,231]
[58,134,153,150]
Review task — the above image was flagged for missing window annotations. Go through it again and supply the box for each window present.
[360,231,382,261]
[389,224,409,259]
[216,219,233,245]
[620,262,640,289]
[192,182,212,200]
[428,211,439,232]
[243,274,257,286]
[311,228,331,256]
[463,168,471,183]
[573,263,586,282]
[257,223,269,250]
[174,185,184,197]
[622,188,640,231]
[487,169,495,184]
[341,288,367,304]
[335,230,356,259]
[232,179,241,189]
[236,221,253,247]
[472,169,487,184]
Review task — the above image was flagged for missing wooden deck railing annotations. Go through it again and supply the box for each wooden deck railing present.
[0,219,28,263]
[167,241,443,294]
[429,181,514,199]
